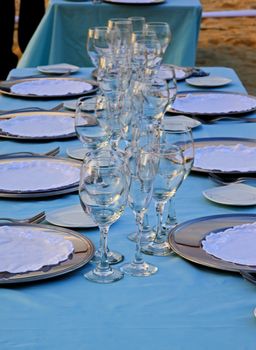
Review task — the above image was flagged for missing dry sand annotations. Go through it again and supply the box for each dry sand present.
[197,0,256,94]
[14,0,256,94]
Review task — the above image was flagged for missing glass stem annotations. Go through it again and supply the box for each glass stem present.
[96,226,111,273]
[165,195,178,228]
[133,212,145,264]
[154,202,165,243]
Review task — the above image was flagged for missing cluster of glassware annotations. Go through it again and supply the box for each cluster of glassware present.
[76,16,194,284]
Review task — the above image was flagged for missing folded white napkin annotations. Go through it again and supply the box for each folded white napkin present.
[173,93,256,114]
[11,79,92,96]
[202,222,256,265]
[0,160,80,191]
[194,144,256,171]
[0,226,74,273]
[0,115,75,137]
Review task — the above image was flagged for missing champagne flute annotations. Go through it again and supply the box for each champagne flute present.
[80,152,130,283]
[141,143,185,256]
[120,148,158,277]
[162,122,194,230]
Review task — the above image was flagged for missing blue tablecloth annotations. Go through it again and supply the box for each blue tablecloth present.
[18,0,202,68]
[1,67,256,349]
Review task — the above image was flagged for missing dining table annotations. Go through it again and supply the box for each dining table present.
[17,0,202,69]
[0,65,256,350]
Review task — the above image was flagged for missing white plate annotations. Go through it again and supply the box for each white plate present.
[194,143,256,172]
[202,222,256,265]
[66,147,87,160]
[203,183,256,206]
[0,157,80,193]
[169,92,256,116]
[157,65,193,81]
[64,96,105,111]
[46,205,97,228]
[37,63,79,75]
[0,225,74,273]
[0,112,75,140]
[164,115,201,130]
[64,99,78,111]
[185,76,232,87]
[0,78,97,99]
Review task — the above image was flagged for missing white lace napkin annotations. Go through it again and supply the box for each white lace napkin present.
[0,226,74,273]
[194,144,256,171]
[202,222,256,265]
[0,115,75,137]
[0,160,80,191]
[173,93,256,114]
[11,79,92,96]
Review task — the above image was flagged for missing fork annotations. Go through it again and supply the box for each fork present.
[200,116,256,124]
[0,103,64,116]
[0,146,60,159]
[0,211,46,224]
[208,172,256,185]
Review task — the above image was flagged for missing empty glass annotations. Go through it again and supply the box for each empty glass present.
[141,143,185,256]
[128,16,146,32]
[144,22,172,55]
[120,148,158,277]
[80,152,130,283]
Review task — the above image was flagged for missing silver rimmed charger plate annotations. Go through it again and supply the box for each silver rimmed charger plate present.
[0,111,76,141]
[0,77,98,99]
[103,0,164,4]
[168,91,256,116]
[169,213,256,273]
[0,156,81,198]
[0,223,94,284]
[192,137,256,176]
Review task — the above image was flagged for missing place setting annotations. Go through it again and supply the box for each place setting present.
[0,111,76,141]
[0,155,81,198]
[0,77,98,99]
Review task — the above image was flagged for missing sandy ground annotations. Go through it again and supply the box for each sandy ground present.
[14,0,256,94]
[197,0,256,94]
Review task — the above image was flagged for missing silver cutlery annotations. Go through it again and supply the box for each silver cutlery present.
[208,172,256,186]
[8,71,73,81]
[0,103,64,116]
[0,146,60,159]
[0,211,46,224]
[240,270,256,285]
[195,115,256,124]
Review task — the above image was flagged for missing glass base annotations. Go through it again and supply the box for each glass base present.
[141,240,173,256]
[91,249,124,265]
[120,261,158,277]
[84,267,124,284]
[127,230,156,243]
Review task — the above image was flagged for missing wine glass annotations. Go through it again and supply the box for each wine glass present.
[79,152,130,283]
[74,95,111,154]
[120,148,158,277]
[162,122,194,230]
[144,22,171,56]
[86,28,99,68]
[128,16,146,32]
[141,143,185,256]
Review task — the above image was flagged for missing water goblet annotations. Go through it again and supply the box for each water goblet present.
[80,153,130,283]
[120,148,158,277]
[141,143,185,256]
